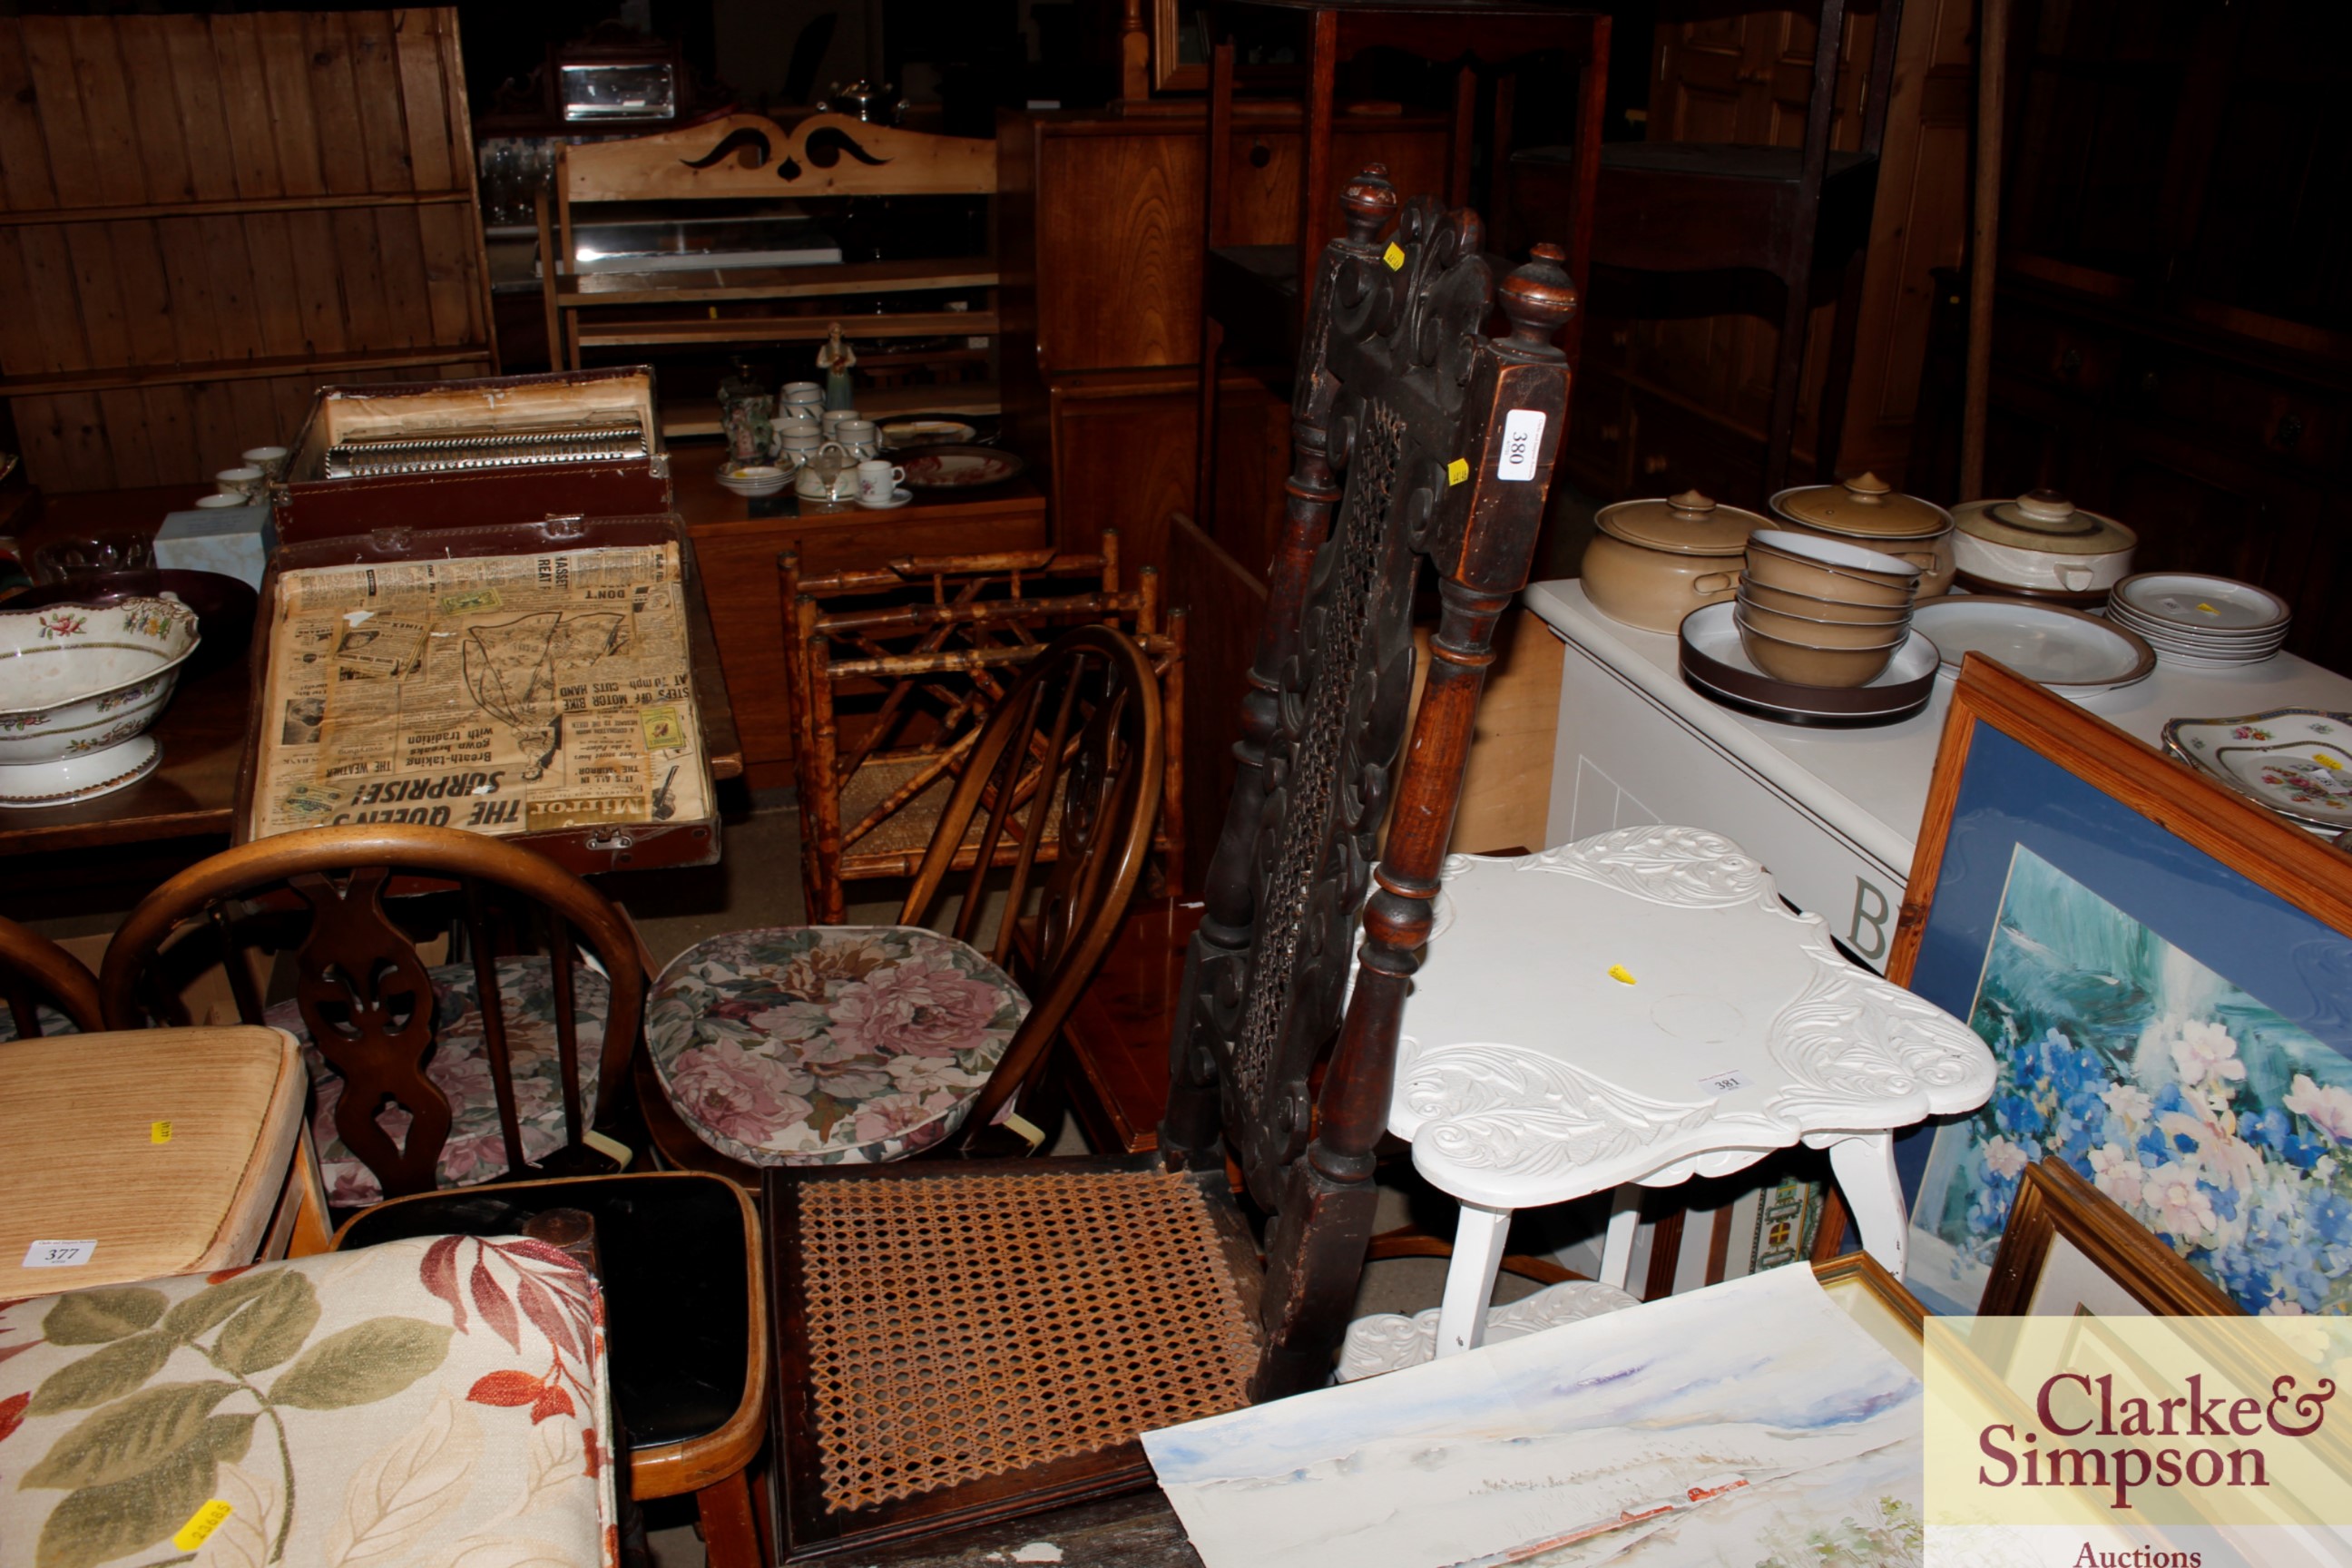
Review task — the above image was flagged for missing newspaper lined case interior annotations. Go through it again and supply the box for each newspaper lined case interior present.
[240,516,721,874]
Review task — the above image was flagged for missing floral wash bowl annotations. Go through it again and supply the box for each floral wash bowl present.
[0,595,201,807]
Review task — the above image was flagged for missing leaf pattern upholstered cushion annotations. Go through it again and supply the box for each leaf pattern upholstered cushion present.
[264,957,610,1209]
[0,1234,618,1568]
[645,926,1029,1166]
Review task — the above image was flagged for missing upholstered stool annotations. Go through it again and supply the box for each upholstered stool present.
[265,957,609,1207]
[0,1025,328,1297]
[0,1233,619,1567]
[645,926,1027,1166]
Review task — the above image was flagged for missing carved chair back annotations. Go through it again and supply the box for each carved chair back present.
[0,915,102,1039]
[891,624,1165,1144]
[784,538,1185,923]
[1161,166,1576,1393]
[98,826,645,1202]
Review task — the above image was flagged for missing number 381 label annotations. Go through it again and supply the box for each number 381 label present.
[1495,408,1547,481]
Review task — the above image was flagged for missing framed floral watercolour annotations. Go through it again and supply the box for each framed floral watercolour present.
[1980,1158,2241,1317]
[1888,659,2352,1317]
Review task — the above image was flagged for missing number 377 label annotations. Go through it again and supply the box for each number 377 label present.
[23,1240,96,1269]
[1495,408,1548,481]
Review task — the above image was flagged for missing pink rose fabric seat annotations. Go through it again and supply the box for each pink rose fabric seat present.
[265,956,609,1208]
[644,926,1029,1165]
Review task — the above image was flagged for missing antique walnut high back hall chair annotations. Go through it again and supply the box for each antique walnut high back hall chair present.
[760,168,1576,1558]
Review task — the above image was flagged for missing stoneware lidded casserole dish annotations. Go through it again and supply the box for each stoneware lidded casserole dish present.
[1769,472,1957,598]
[1580,490,1769,633]
[1950,489,2137,603]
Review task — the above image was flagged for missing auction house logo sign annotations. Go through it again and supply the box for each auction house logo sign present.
[1924,1317,2352,1566]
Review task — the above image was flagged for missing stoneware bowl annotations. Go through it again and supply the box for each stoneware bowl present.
[1735,574,1910,626]
[1734,609,1898,688]
[1733,593,1911,652]
[1745,530,1919,608]
[0,596,201,807]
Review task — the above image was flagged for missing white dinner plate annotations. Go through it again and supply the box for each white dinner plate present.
[2110,573,2290,634]
[1910,597,2155,690]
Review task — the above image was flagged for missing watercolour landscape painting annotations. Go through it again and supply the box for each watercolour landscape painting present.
[1907,845,2352,1318]
[1142,1267,1923,1568]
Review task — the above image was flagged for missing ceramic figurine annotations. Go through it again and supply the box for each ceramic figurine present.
[816,323,857,411]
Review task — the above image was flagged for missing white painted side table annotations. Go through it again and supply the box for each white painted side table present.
[1382,824,1994,1363]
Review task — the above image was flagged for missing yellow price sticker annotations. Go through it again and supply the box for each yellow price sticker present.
[1383,241,1406,270]
[1606,964,1638,986]
[1446,458,1469,485]
[173,1500,233,1551]
[150,1121,172,1145]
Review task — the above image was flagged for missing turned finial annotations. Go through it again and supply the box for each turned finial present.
[1339,165,1398,247]
[1498,242,1578,351]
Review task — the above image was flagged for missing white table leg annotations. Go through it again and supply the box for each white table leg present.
[1599,1185,1642,1291]
[1827,1132,1907,1279]
[1435,1202,1514,1358]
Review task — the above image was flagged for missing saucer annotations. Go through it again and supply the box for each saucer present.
[856,487,914,511]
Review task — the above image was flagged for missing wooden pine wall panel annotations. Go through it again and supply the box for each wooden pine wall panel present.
[0,10,495,490]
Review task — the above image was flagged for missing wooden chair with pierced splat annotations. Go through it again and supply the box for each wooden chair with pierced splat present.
[754,171,1585,1559]
[782,534,1185,924]
[97,828,770,1567]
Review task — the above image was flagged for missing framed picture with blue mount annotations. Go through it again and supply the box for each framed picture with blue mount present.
[1856,657,2352,1316]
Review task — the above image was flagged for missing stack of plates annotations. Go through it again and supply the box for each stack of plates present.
[2107,573,2289,667]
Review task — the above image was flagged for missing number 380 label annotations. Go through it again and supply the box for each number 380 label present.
[1495,408,1547,481]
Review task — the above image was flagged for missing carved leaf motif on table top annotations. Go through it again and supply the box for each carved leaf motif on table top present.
[1395,1039,1721,1180]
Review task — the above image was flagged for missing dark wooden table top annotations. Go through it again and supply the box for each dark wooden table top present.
[0,482,744,857]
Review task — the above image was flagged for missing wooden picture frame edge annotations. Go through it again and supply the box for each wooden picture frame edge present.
[1979,1159,2241,1318]
[1152,0,1210,93]
[1809,654,2352,1268]
[1887,654,2352,991]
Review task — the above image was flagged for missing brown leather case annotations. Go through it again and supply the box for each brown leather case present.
[238,514,728,875]
[275,368,672,546]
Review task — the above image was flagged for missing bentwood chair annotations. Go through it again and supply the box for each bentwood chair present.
[758,172,1577,1558]
[638,622,1164,1177]
[0,914,100,1040]
[782,536,1187,924]
[99,826,770,1568]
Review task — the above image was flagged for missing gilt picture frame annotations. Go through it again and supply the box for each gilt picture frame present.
[1979,1158,2242,1318]
[1880,659,2352,1317]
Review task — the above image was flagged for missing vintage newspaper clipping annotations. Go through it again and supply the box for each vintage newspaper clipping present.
[251,543,710,841]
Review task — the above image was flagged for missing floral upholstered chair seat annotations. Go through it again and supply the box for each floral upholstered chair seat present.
[264,956,610,1208]
[646,926,1028,1166]
[0,1233,618,1568]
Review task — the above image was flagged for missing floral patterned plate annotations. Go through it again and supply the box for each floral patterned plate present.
[2162,709,2352,829]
